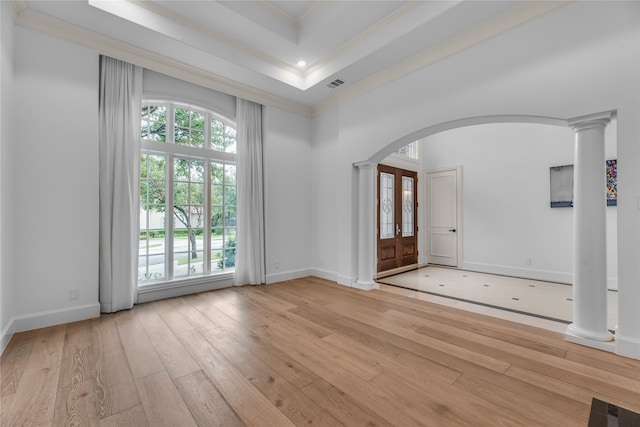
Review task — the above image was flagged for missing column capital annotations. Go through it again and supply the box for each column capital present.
[568,111,613,132]
[353,161,377,170]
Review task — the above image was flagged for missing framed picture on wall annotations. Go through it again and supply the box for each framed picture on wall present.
[549,160,617,208]
[550,164,574,208]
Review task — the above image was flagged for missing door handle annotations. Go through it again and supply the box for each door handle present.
[449,229,456,232]
[396,224,401,236]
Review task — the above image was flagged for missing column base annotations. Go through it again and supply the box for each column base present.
[566,324,615,352]
[353,280,378,291]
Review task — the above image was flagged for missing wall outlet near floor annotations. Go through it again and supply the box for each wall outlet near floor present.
[274,262,280,270]
[525,258,532,265]
[69,289,79,300]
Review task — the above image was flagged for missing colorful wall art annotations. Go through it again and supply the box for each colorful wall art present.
[606,159,617,206]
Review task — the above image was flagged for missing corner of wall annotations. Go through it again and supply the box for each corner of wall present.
[1,317,13,355]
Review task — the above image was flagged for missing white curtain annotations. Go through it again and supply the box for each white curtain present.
[98,56,142,312]
[235,99,266,285]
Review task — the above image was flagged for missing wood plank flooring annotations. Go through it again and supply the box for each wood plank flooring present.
[2,276,640,426]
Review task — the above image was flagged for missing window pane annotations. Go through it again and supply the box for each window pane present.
[141,105,166,142]
[211,162,224,185]
[191,130,205,148]
[380,172,395,239]
[225,207,236,227]
[138,208,166,283]
[211,206,223,227]
[225,164,236,185]
[211,185,223,206]
[224,185,236,206]
[192,112,205,131]
[175,108,190,128]
[402,176,414,237]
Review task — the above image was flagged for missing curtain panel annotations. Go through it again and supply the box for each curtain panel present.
[98,56,142,312]
[235,99,266,285]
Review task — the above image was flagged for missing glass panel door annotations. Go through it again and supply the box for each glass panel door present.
[380,172,395,239]
[402,176,414,237]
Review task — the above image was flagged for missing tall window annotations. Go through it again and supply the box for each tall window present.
[138,101,237,284]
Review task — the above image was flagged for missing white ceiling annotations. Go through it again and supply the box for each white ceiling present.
[15,0,571,114]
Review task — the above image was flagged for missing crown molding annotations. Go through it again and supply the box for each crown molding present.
[328,1,573,109]
[14,7,313,118]
[305,1,421,79]
[256,1,300,29]
[133,0,302,77]
[298,1,326,26]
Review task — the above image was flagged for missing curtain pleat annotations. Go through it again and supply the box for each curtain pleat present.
[98,56,142,312]
[235,99,266,285]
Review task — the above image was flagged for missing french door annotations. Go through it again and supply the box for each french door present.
[377,165,418,272]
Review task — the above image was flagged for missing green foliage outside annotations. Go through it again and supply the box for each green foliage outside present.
[140,104,238,273]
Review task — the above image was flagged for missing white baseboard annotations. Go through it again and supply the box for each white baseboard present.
[1,319,14,355]
[337,274,355,287]
[310,268,338,282]
[615,334,640,360]
[266,268,312,284]
[11,303,100,335]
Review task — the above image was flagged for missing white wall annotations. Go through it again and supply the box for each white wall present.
[143,69,236,122]
[310,1,640,357]
[0,0,16,351]
[422,122,618,288]
[11,26,100,331]
[263,106,312,283]
[310,108,340,281]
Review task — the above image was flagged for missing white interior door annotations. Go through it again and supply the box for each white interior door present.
[426,169,459,267]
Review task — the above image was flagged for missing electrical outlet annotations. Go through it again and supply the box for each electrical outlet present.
[274,262,280,270]
[525,258,532,265]
[69,289,79,300]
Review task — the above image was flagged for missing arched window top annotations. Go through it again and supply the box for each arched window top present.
[141,100,236,157]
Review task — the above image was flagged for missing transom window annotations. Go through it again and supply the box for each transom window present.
[139,101,237,284]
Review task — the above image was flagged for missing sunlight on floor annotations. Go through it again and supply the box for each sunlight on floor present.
[377,266,618,334]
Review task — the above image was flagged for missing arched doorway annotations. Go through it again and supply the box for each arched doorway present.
[355,112,617,352]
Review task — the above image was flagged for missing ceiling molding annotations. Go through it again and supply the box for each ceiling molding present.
[14,7,314,117]
[298,1,326,26]
[131,1,302,76]
[311,96,340,118]
[305,1,422,77]
[256,1,299,29]
[327,0,573,110]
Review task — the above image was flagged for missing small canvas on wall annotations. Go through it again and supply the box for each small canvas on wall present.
[550,164,574,208]
[549,160,617,208]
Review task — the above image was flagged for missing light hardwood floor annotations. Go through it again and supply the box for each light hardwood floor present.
[2,276,640,426]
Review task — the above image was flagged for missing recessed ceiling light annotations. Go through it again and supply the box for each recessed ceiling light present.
[296,60,306,68]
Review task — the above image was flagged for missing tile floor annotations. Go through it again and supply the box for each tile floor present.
[376,266,618,334]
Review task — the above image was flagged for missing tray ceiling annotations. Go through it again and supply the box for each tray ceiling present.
[15,1,571,113]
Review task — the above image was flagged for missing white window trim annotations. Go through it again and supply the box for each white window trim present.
[139,100,237,289]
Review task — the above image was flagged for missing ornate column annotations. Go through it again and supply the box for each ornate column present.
[354,162,378,290]
[566,112,613,344]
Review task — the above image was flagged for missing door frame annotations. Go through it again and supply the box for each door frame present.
[425,165,463,268]
[376,164,419,275]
